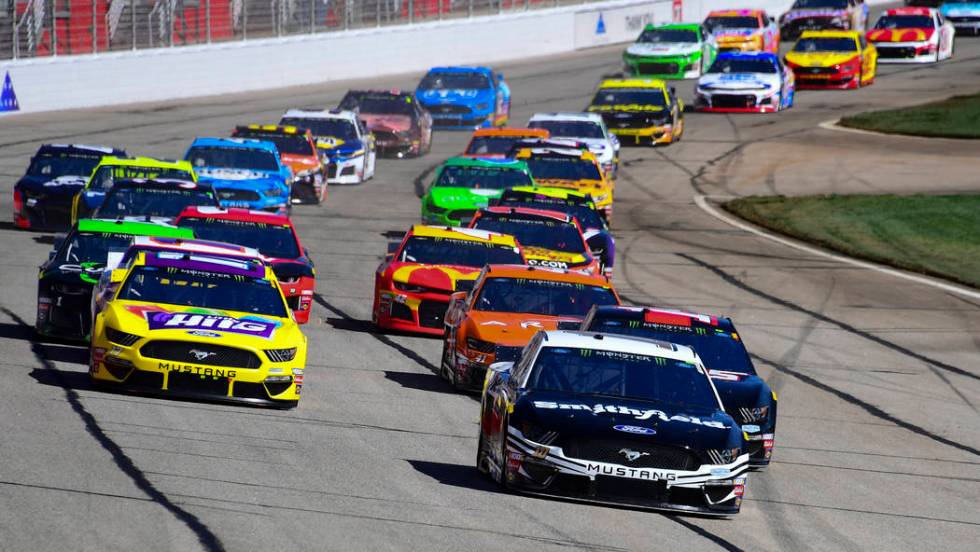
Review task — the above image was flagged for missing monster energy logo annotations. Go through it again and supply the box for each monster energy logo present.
[580,349,593,357]
[695,327,707,335]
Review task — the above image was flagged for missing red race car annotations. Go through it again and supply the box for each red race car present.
[175,206,316,323]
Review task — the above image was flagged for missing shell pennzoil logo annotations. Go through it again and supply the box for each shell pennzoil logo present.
[392,265,480,290]
[866,28,930,43]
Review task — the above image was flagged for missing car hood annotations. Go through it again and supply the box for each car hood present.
[783,9,848,21]
[417,88,493,104]
[699,72,780,90]
[626,42,701,57]
[533,179,610,197]
[427,187,503,209]
[589,103,668,114]
[16,174,89,195]
[785,51,860,67]
[942,3,980,16]
[316,137,365,155]
[522,246,589,268]
[279,154,320,174]
[466,310,576,347]
[866,28,934,42]
[361,114,413,133]
[389,262,482,292]
[713,29,762,40]
[107,300,301,343]
[708,371,771,416]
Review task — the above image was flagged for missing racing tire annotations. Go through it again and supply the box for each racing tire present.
[496,416,511,490]
[439,339,452,381]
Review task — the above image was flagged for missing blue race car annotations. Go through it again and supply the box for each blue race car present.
[415,66,510,130]
[184,138,293,216]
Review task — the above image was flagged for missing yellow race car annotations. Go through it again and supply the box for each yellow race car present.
[784,30,877,89]
[89,248,307,408]
[513,147,615,223]
[72,157,197,223]
[587,78,685,146]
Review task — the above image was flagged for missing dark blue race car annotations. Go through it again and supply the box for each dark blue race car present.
[415,66,511,130]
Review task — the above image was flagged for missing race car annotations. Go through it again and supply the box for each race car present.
[91,178,220,222]
[527,113,619,179]
[477,330,749,515]
[420,157,534,227]
[13,144,126,230]
[703,10,780,53]
[695,52,796,113]
[441,265,619,391]
[866,8,954,63]
[35,219,193,341]
[89,249,307,408]
[780,0,869,40]
[71,157,196,223]
[415,66,511,129]
[942,0,980,36]
[581,306,777,466]
[279,109,377,185]
[373,226,525,336]
[492,186,615,276]
[784,30,877,88]
[469,207,600,275]
[463,128,550,159]
[623,23,718,79]
[587,79,685,146]
[513,147,614,222]
[231,125,328,203]
[184,138,292,216]
[175,206,316,324]
[338,90,433,158]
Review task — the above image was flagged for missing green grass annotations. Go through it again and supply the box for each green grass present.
[724,194,980,288]
[838,93,980,139]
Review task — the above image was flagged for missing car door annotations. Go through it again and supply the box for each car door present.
[858,35,875,79]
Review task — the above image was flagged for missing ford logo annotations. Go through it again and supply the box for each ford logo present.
[613,425,656,435]
[187,330,221,338]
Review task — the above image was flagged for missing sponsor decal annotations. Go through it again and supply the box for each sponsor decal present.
[187,330,222,338]
[614,425,656,435]
[586,463,677,481]
[1,72,19,113]
[144,311,277,339]
[527,259,569,269]
[533,401,728,428]
[741,424,761,433]
[708,369,745,382]
[159,361,237,379]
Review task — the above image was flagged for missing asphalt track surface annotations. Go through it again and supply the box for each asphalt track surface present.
[1,18,979,552]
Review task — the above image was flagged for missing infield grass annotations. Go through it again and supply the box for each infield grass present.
[838,92,980,139]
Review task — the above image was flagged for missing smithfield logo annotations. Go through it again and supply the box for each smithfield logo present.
[145,311,276,339]
[614,425,656,435]
[188,349,217,361]
[619,448,650,462]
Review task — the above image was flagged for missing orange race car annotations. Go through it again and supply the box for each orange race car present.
[440,264,620,391]
[462,128,550,159]
[373,225,525,335]
[231,125,328,204]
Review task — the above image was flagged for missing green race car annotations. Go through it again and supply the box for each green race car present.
[420,157,534,227]
[623,23,718,79]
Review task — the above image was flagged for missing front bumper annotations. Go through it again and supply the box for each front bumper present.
[421,208,478,228]
[946,17,980,33]
[792,69,860,89]
[373,132,421,157]
[374,289,451,336]
[873,42,938,63]
[325,155,366,184]
[624,55,700,79]
[36,286,94,341]
[610,124,677,145]
[695,91,782,113]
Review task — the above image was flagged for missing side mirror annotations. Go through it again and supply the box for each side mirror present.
[489,361,513,374]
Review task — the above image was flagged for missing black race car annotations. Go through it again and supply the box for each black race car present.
[478,330,750,515]
[337,90,432,158]
[581,306,777,466]
[13,144,126,230]
[91,178,220,222]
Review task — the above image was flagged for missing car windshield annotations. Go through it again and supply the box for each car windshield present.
[591,89,667,107]
[473,214,586,254]
[638,28,699,42]
[54,231,134,265]
[280,117,359,141]
[524,157,602,181]
[527,347,719,411]
[398,236,523,267]
[186,146,279,173]
[27,153,102,178]
[874,15,933,28]
[528,120,605,139]
[466,136,530,156]
[706,57,777,73]
[435,165,532,190]
[177,217,300,259]
[792,0,848,9]
[474,277,617,316]
[419,72,491,90]
[498,200,606,230]
[586,317,756,375]
[704,16,760,31]
[88,165,194,192]
[793,37,858,52]
[233,131,314,156]
[95,186,216,218]
[341,94,415,116]
[117,265,287,317]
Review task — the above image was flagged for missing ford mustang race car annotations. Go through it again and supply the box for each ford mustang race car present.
[582,306,777,466]
[14,144,126,230]
[623,23,717,79]
[184,138,292,216]
[374,226,525,335]
[421,157,534,227]
[695,52,795,112]
[942,0,980,36]
[279,109,377,185]
[71,157,196,223]
[528,113,619,179]
[587,79,684,146]
[785,30,877,88]
[36,219,193,341]
[780,0,869,40]
[703,10,780,53]
[89,249,306,408]
[231,125,328,204]
[176,206,316,324]
[477,330,749,514]
[91,178,219,222]
[463,128,550,158]
[338,90,432,158]
[415,66,510,129]
[441,265,619,391]
[513,147,614,222]
[867,8,954,62]
[469,206,600,275]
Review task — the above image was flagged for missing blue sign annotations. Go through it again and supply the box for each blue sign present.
[596,13,606,35]
[1,72,19,113]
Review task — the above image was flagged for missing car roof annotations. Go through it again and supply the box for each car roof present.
[40,144,125,156]
[885,7,933,16]
[177,206,293,226]
[471,128,549,138]
[110,178,204,190]
[707,9,763,17]
[481,205,574,223]
[281,108,358,122]
[799,30,862,39]
[95,156,192,171]
[538,330,699,364]
[529,112,604,124]
[234,124,312,137]
[589,305,733,330]
[409,224,520,247]
[137,249,269,280]
[598,78,668,90]
[716,51,780,61]
[504,186,591,201]
[482,264,613,285]
[643,22,700,31]
[130,236,262,259]
[77,218,194,238]
[440,156,528,169]
[189,137,280,152]
[515,147,597,161]
[426,66,493,74]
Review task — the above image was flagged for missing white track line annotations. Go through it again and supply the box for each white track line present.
[694,194,980,300]
[818,118,938,139]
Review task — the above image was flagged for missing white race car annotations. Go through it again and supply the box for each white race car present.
[695,52,795,113]
[527,112,620,179]
[940,0,980,37]
[280,109,377,185]
[867,7,955,63]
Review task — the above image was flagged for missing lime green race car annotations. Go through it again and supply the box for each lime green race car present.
[420,157,534,227]
[623,23,718,79]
